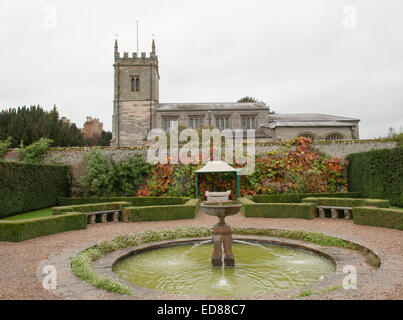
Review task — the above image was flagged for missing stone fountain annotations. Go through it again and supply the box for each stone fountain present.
[200,201,242,266]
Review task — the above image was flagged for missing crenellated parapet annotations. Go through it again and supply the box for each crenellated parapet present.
[114,39,158,65]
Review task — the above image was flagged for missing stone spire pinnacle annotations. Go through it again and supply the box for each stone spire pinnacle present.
[152,39,156,54]
[114,39,119,60]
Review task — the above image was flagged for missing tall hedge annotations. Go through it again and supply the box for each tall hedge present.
[347,148,403,207]
[0,161,71,218]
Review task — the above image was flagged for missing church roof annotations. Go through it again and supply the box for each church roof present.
[263,113,360,129]
[269,113,360,122]
[157,102,270,112]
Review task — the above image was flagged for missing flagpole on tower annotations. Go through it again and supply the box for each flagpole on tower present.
[136,20,139,53]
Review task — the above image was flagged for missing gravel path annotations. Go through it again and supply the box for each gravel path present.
[0,210,402,300]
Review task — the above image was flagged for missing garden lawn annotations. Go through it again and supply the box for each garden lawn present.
[1,208,53,221]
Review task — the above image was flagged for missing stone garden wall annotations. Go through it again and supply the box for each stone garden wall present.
[3,139,397,178]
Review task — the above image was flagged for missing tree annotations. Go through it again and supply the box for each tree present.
[0,105,86,147]
[237,96,275,114]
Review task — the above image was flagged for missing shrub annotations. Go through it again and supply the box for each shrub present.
[52,202,131,216]
[239,198,316,219]
[58,196,189,206]
[18,138,53,163]
[76,150,151,197]
[353,207,403,230]
[251,192,361,203]
[0,162,70,218]
[0,137,12,158]
[302,197,390,208]
[122,199,200,222]
[347,148,403,206]
[0,213,87,242]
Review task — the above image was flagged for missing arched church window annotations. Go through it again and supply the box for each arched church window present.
[136,77,140,91]
[326,133,344,141]
[298,133,315,141]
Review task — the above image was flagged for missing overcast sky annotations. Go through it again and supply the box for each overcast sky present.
[0,0,402,138]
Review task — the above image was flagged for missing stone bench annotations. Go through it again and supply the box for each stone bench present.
[205,191,231,202]
[87,210,121,224]
[317,206,352,220]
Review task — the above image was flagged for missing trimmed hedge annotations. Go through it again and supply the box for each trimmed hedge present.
[353,207,403,230]
[58,196,190,207]
[0,212,87,242]
[251,192,361,204]
[122,199,200,222]
[0,162,70,218]
[52,202,132,216]
[301,197,390,208]
[239,198,316,219]
[347,148,403,207]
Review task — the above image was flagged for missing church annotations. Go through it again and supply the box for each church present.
[111,40,360,146]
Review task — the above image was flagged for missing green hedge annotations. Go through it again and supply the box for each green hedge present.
[52,202,132,216]
[302,197,390,208]
[0,212,87,242]
[239,198,316,219]
[353,207,403,230]
[122,199,200,222]
[347,148,403,206]
[252,192,361,204]
[0,162,70,218]
[58,196,190,207]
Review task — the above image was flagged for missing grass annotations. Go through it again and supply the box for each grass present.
[1,208,53,221]
[390,206,403,211]
[297,289,313,298]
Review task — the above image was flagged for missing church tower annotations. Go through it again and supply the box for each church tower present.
[111,39,159,146]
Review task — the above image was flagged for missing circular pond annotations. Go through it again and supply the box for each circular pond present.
[113,240,335,296]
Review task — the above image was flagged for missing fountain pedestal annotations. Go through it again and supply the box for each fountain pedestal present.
[211,218,234,266]
[200,201,241,267]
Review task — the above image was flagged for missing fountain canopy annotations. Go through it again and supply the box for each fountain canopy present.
[194,161,242,199]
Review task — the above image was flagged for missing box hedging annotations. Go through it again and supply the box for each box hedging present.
[353,207,403,230]
[52,202,132,215]
[252,192,361,204]
[123,199,200,222]
[58,196,190,206]
[0,213,87,242]
[0,162,70,218]
[301,197,390,208]
[239,198,316,219]
[347,148,403,206]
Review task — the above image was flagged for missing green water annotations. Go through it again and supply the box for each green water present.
[113,241,335,297]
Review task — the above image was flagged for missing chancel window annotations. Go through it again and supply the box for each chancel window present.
[241,116,255,130]
[215,117,230,130]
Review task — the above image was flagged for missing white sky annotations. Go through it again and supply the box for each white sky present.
[0,0,402,138]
